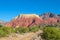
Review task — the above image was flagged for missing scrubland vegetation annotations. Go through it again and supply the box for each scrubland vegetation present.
[0,25,60,40]
[41,27,60,40]
[0,25,40,37]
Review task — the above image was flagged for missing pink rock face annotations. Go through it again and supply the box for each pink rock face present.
[43,18,58,24]
[5,14,60,28]
[5,14,43,27]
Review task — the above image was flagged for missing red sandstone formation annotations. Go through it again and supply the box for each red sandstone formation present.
[43,18,57,24]
[5,13,60,28]
[5,14,43,27]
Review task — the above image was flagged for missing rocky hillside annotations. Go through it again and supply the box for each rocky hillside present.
[5,13,60,27]
[40,12,60,24]
[5,14,43,27]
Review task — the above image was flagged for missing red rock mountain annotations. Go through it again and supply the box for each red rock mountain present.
[40,13,59,24]
[5,13,60,28]
[5,14,43,27]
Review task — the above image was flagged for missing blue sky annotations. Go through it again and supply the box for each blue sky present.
[0,0,60,21]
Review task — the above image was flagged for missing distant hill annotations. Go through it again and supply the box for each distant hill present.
[0,20,6,25]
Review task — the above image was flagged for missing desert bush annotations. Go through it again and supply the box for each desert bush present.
[29,26,40,32]
[0,26,40,37]
[0,27,15,37]
[42,27,60,40]
[46,25,56,27]
[0,27,15,34]
[0,29,8,37]
[0,25,3,27]
[15,27,29,34]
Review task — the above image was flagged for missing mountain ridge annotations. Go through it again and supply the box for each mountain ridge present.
[1,12,60,27]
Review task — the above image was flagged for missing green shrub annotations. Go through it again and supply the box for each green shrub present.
[0,27,15,34]
[0,29,8,37]
[29,26,40,32]
[0,25,3,27]
[46,25,56,27]
[0,26,40,37]
[0,27,15,37]
[15,27,29,34]
[42,27,60,40]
